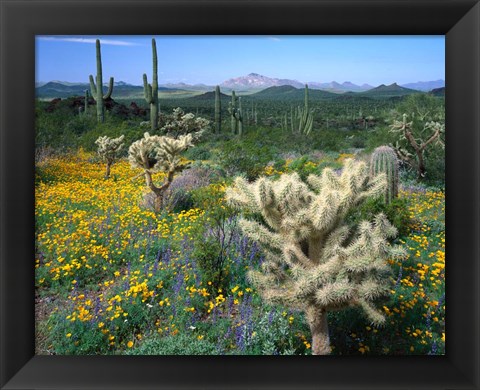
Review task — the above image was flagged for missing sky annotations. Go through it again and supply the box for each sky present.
[36,35,445,86]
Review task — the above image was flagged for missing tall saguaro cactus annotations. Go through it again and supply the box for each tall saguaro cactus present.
[229,91,238,134]
[295,84,314,135]
[370,145,399,204]
[143,38,159,131]
[228,91,243,135]
[226,159,406,355]
[214,85,221,133]
[89,39,114,123]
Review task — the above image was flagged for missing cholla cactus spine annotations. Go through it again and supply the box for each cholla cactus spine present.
[226,159,406,355]
[370,145,399,204]
[89,39,114,123]
[143,38,159,131]
[128,132,194,211]
[95,135,124,179]
[215,85,221,133]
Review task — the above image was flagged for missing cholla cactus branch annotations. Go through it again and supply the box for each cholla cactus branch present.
[128,132,194,211]
[95,135,124,179]
[226,159,406,355]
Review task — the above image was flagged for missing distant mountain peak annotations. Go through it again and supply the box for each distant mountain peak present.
[220,73,304,89]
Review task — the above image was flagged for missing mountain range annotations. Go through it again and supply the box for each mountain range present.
[35,73,445,99]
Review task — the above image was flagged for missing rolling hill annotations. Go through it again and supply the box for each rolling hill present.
[250,85,338,100]
[352,83,421,98]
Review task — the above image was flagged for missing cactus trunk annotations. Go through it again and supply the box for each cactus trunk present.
[94,40,104,122]
[306,307,331,355]
[143,38,159,131]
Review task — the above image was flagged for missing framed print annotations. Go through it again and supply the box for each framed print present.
[1,0,479,389]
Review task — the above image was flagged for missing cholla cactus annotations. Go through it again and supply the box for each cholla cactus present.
[226,159,406,355]
[128,132,194,211]
[160,107,210,140]
[95,135,124,179]
[390,113,445,180]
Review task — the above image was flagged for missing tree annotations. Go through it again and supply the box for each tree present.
[128,132,194,212]
[226,159,406,355]
[95,135,124,179]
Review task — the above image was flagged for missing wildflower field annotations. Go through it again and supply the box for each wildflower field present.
[35,150,445,355]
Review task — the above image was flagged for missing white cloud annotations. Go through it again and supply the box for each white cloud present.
[268,36,281,42]
[37,36,139,46]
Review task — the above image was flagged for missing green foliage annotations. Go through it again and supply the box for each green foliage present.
[215,140,274,181]
[127,333,218,355]
[243,309,308,355]
[191,185,238,293]
[346,196,412,238]
[184,145,212,161]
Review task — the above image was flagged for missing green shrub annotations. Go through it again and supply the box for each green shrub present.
[127,333,218,355]
[346,196,412,237]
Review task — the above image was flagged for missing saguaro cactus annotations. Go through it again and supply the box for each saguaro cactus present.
[226,159,406,355]
[370,145,399,204]
[215,85,221,133]
[228,91,243,135]
[128,132,194,212]
[228,91,238,134]
[295,84,314,135]
[236,97,243,136]
[143,38,159,131]
[95,135,125,179]
[89,39,114,123]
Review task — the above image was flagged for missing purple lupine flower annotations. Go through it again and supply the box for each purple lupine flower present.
[268,309,275,325]
[94,296,101,317]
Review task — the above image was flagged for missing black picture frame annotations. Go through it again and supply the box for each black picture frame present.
[1,0,479,389]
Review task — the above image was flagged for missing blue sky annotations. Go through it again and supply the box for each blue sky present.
[36,35,445,86]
